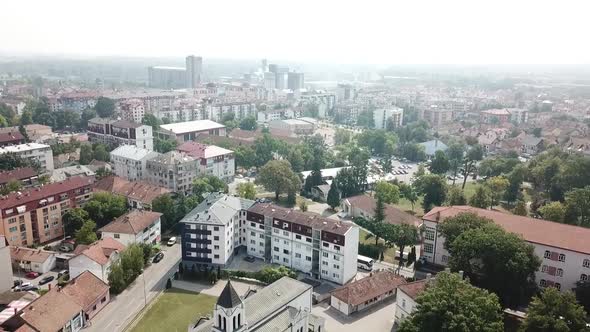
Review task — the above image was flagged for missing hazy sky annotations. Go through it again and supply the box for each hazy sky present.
[1,0,588,64]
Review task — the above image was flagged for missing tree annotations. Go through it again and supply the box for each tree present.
[398,272,503,332]
[398,143,427,162]
[107,262,127,294]
[286,148,304,173]
[521,287,588,332]
[83,192,127,227]
[95,97,116,118]
[236,182,256,200]
[461,144,484,189]
[75,220,98,245]
[120,243,145,280]
[374,181,400,204]
[389,224,419,265]
[513,200,528,216]
[486,176,509,208]
[62,208,90,237]
[0,179,22,195]
[469,185,491,209]
[429,150,450,174]
[193,175,227,197]
[93,144,110,162]
[152,194,177,231]
[19,111,33,126]
[80,108,97,130]
[142,113,162,130]
[239,116,258,131]
[399,183,419,212]
[564,186,590,227]
[417,175,447,211]
[334,129,352,146]
[256,160,300,200]
[0,153,29,171]
[79,144,94,165]
[504,164,527,203]
[446,142,465,184]
[298,200,308,212]
[446,186,467,205]
[139,243,154,264]
[538,201,566,222]
[326,181,340,210]
[575,280,590,315]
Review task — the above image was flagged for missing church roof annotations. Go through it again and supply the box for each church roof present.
[217,281,242,308]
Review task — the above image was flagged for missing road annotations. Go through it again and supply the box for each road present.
[86,244,181,332]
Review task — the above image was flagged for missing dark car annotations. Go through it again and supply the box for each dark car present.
[153,252,164,263]
[244,255,256,263]
[39,276,55,285]
[21,285,38,292]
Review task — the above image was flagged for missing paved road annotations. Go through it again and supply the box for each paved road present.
[86,244,181,332]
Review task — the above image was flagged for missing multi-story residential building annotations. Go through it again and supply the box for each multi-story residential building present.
[180,193,254,269]
[204,100,258,122]
[87,118,154,150]
[93,175,171,210]
[186,55,203,89]
[373,107,403,130]
[0,143,54,172]
[333,103,362,125]
[246,203,359,285]
[287,72,305,90]
[119,99,146,123]
[148,66,186,89]
[0,176,94,246]
[508,108,528,124]
[189,277,324,332]
[480,109,511,124]
[268,119,315,136]
[422,206,590,292]
[421,105,454,128]
[158,120,226,143]
[0,236,11,293]
[257,108,300,123]
[99,210,162,246]
[144,151,199,195]
[299,92,336,118]
[110,145,158,182]
[176,141,235,183]
[69,237,125,283]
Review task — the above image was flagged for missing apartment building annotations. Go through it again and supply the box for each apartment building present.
[87,118,154,150]
[110,145,159,182]
[176,141,235,183]
[268,119,315,136]
[421,105,454,128]
[257,108,301,123]
[158,120,226,143]
[119,99,146,123]
[205,101,257,122]
[422,206,590,292]
[0,143,54,172]
[144,151,199,195]
[148,66,186,89]
[0,176,94,246]
[180,193,254,269]
[373,107,404,130]
[99,210,162,246]
[299,92,336,118]
[246,203,359,285]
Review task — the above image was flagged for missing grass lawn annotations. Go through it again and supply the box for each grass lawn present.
[394,197,424,217]
[257,193,315,208]
[130,288,217,332]
[359,228,396,263]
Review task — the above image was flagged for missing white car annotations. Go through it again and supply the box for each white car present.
[167,237,177,246]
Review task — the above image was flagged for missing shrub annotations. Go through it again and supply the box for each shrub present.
[358,243,380,260]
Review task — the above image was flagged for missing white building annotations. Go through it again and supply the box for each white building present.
[205,101,257,123]
[10,247,56,274]
[176,141,235,183]
[144,151,199,195]
[158,120,226,143]
[422,206,590,292]
[246,203,359,285]
[0,236,12,293]
[68,237,125,283]
[87,118,154,151]
[99,210,162,246]
[190,277,324,332]
[110,145,159,182]
[269,119,315,135]
[257,108,300,123]
[0,143,54,172]
[119,99,146,123]
[395,279,429,323]
[373,107,403,130]
[180,193,255,268]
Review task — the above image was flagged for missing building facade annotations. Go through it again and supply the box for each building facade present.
[0,143,54,172]
[69,237,125,283]
[176,141,235,183]
[10,246,56,273]
[373,107,403,130]
[144,151,199,195]
[119,99,146,123]
[99,210,162,246]
[148,66,186,89]
[110,145,158,182]
[0,236,12,293]
[88,118,154,150]
[186,55,203,89]
[421,106,453,128]
[158,120,226,143]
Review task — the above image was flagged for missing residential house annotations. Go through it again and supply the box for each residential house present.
[176,141,235,183]
[99,210,162,246]
[68,237,125,283]
[61,270,110,320]
[520,135,544,155]
[0,168,37,189]
[49,165,96,183]
[0,131,25,147]
[395,279,429,323]
[311,184,331,202]
[110,145,158,182]
[330,271,407,315]
[10,247,56,273]
[93,175,171,210]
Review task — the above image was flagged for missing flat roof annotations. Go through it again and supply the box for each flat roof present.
[0,143,49,154]
[160,120,225,135]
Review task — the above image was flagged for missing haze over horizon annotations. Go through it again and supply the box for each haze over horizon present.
[1,0,589,65]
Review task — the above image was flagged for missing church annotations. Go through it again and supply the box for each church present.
[189,277,325,332]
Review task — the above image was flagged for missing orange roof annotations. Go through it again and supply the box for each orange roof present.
[397,279,429,300]
[19,289,82,332]
[10,247,54,263]
[73,237,125,265]
[344,194,420,227]
[331,271,406,306]
[423,206,590,254]
[61,271,109,310]
[94,176,170,205]
[99,210,162,235]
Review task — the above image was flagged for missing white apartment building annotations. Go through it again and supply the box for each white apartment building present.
[373,107,403,130]
[87,118,154,150]
[110,145,159,182]
[205,101,257,122]
[99,210,162,246]
[144,151,199,195]
[257,108,300,123]
[299,93,336,119]
[119,99,146,123]
[0,143,54,171]
[0,236,12,293]
[180,193,255,268]
[422,206,590,292]
[176,141,235,183]
[246,203,358,285]
[158,120,226,143]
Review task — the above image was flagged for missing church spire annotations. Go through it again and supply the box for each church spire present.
[217,280,242,309]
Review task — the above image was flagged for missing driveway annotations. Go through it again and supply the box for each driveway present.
[312,298,398,332]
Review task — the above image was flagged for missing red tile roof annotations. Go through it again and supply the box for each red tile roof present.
[176,141,209,158]
[331,271,407,306]
[94,176,170,205]
[397,279,429,300]
[60,271,109,310]
[0,132,24,144]
[99,210,162,235]
[73,238,125,265]
[10,247,54,263]
[19,289,82,332]
[344,195,420,227]
[423,206,590,254]
[0,168,36,186]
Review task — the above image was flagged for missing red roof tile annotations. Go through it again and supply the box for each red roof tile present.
[61,271,109,310]
[0,168,36,186]
[344,195,420,227]
[99,210,162,235]
[397,279,429,300]
[73,238,125,265]
[331,271,406,306]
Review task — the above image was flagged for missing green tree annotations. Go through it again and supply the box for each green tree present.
[486,176,509,208]
[446,186,467,205]
[107,262,127,294]
[139,243,154,264]
[374,181,400,204]
[521,287,589,332]
[193,175,227,197]
[19,110,33,126]
[461,144,484,189]
[564,186,590,227]
[0,153,29,171]
[79,144,94,165]
[0,179,22,195]
[83,192,127,227]
[417,174,447,211]
[286,148,304,173]
[142,113,162,130]
[298,200,308,212]
[398,272,503,332]
[256,160,300,200]
[538,201,566,222]
[575,280,590,315]
[79,108,97,130]
[326,181,340,210]
[62,208,90,237]
[469,185,491,209]
[334,129,352,146]
[504,164,527,203]
[95,97,116,118]
[389,223,419,265]
[237,182,256,200]
[239,116,257,131]
[120,243,145,280]
[75,220,98,245]
[152,194,176,231]
[399,183,419,212]
[429,150,450,174]
[446,142,465,184]
[93,144,110,162]
[513,200,528,216]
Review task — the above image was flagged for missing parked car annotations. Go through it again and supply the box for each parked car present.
[244,255,256,263]
[13,280,24,288]
[59,245,72,252]
[167,237,177,246]
[152,252,164,263]
[38,276,55,285]
[21,285,38,292]
[25,272,39,279]
[13,282,32,291]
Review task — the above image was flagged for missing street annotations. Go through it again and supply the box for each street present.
[86,243,181,332]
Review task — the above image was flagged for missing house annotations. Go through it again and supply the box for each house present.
[330,271,407,315]
[68,237,125,283]
[418,139,448,158]
[189,277,324,332]
[0,236,11,293]
[99,210,162,246]
[0,167,37,189]
[0,143,54,172]
[0,131,25,147]
[520,135,544,155]
[311,184,331,202]
[10,247,56,273]
[395,279,429,323]
[61,271,110,320]
[340,194,420,227]
[93,175,171,210]
[422,206,590,292]
[49,165,96,183]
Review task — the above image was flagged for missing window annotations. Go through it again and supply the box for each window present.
[250,240,256,244]
[557,268,563,277]
[259,225,264,230]
[323,242,329,247]
[283,249,289,255]
[9,226,17,233]
[322,252,328,258]
[283,240,288,245]
[423,243,434,254]
[582,274,589,281]
[559,254,566,262]
[321,270,328,275]
[283,258,289,263]
[306,238,312,243]
[555,283,561,291]
[259,242,264,246]
[283,231,289,236]
[540,279,547,287]
[273,229,279,234]
[424,228,435,241]
[214,254,219,259]
[306,256,311,261]
[250,222,256,227]
[333,255,340,261]
[7,218,16,224]
[274,246,279,252]
[274,255,279,260]
[295,253,301,258]
[585,259,590,268]
[214,236,219,240]
[333,273,339,278]
[541,265,548,273]
[114,234,120,239]
[402,299,406,308]
[544,251,551,259]
[250,231,255,236]
[333,264,340,269]
[295,235,301,240]
[214,245,220,250]
[214,227,219,231]
[334,245,340,251]
[322,261,328,266]
[259,234,264,239]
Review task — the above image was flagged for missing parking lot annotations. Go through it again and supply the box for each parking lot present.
[12,267,64,292]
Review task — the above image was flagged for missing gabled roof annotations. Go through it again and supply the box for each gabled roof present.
[94,175,170,205]
[181,193,254,226]
[0,168,36,186]
[217,281,242,309]
[331,271,406,306]
[344,194,420,227]
[60,271,109,310]
[19,289,82,332]
[72,238,125,265]
[0,176,93,210]
[99,210,162,235]
[397,279,429,300]
[10,247,54,264]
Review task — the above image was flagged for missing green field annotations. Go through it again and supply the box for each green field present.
[130,289,217,332]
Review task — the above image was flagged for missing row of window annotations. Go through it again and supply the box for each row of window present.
[321,270,340,279]
[539,279,561,290]
[544,250,566,262]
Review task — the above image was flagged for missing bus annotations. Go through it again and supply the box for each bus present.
[357,255,374,271]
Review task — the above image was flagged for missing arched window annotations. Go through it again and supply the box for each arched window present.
[544,251,551,259]
[233,316,236,330]
[218,315,222,328]
[584,259,590,268]
[581,274,588,281]
[558,254,566,262]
